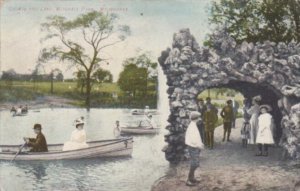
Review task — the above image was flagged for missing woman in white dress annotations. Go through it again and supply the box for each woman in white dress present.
[256,105,275,156]
[62,118,89,151]
[247,96,261,144]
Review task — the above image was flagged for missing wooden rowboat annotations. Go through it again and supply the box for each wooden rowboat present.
[121,127,159,135]
[12,113,27,117]
[131,110,159,115]
[0,137,133,161]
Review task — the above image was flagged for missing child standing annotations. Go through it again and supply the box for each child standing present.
[256,105,275,156]
[185,111,204,186]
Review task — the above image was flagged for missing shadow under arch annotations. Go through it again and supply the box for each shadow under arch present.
[196,80,283,143]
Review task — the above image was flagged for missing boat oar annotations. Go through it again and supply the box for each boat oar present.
[10,143,26,162]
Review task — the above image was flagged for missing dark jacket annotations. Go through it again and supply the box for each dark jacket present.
[221,105,234,123]
[28,133,48,152]
[204,110,218,131]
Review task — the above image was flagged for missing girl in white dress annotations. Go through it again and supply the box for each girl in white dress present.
[62,118,89,151]
[256,105,275,156]
[247,96,261,144]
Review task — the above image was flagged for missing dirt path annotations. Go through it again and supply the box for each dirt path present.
[0,96,76,111]
[152,118,300,191]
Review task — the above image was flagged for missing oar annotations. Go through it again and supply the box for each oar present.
[10,143,26,162]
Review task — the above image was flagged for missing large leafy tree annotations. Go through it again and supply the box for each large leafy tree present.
[118,64,147,99]
[118,54,157,99]
[74,68,112,95]
[208,0,300,44]
[39,11,130,107]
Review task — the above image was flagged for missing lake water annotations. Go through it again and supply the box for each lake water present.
[0,108,169,191]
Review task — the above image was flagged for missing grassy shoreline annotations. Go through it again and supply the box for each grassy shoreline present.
[0,80,158,109]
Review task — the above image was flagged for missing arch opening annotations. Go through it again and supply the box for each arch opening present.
[195,81,283,143]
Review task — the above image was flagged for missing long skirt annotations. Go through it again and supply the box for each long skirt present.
[62,141,88,151]
[248,115,258,144]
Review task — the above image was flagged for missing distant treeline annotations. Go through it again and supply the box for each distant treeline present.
[1,69,64,82]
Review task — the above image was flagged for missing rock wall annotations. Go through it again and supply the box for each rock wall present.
[159,28,300,163]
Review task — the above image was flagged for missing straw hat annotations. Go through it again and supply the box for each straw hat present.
[190,111,201,120]
[260,104,272,112]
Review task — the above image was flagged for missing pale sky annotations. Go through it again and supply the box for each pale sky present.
[0,0,212,81]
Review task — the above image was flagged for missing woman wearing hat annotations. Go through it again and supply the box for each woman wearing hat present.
[247,95,261,144]
[62,118,89,151]
[256,105,275,156]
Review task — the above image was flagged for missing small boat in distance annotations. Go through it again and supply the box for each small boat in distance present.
[0,137,133,161]
[12,113,27,117]
[121,126,159,135]
[131,109,158,115]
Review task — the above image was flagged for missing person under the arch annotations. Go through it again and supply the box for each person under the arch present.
[221,100,234,142]
[205,97,218,114]
[204,105,218,149]
[256,105,275,156]
[247,95,262,144]
[197,98,207,144]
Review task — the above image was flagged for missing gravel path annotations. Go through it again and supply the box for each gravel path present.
[152,118,300,191]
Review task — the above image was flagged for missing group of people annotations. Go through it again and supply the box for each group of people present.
[241,96,275,156]
[23,117,89,152]
[196,97,239,150]
[11,105,28,115]
[185,95,275,186]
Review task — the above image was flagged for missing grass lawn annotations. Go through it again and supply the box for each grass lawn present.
[0,80,157,108]
[0,81,121,95]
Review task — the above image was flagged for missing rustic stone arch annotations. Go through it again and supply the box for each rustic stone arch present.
[159,28,300,164]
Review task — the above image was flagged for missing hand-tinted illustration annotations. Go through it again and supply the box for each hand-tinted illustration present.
[1,0,300,191]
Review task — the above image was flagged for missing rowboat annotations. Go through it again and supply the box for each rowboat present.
[131,110,159,115]
[121,126,159,135]
[0,137,133,161]
[12,113,27,117]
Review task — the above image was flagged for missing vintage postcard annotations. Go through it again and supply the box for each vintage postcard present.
[0,0,300,191]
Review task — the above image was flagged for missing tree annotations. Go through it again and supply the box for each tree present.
[49,68,62,94]
[118,64,147,99]
[74,70,87,94]
[121,53,158,98]
[1,69,16,89]
[39,11,130,107]
[92,68,113,84]
[207,0,300,44]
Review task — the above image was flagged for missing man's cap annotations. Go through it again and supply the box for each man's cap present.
[227,100,233,104]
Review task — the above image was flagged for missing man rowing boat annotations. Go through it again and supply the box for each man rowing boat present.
[23,124,48,152]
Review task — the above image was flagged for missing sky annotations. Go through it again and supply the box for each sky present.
[0,0,212,81]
